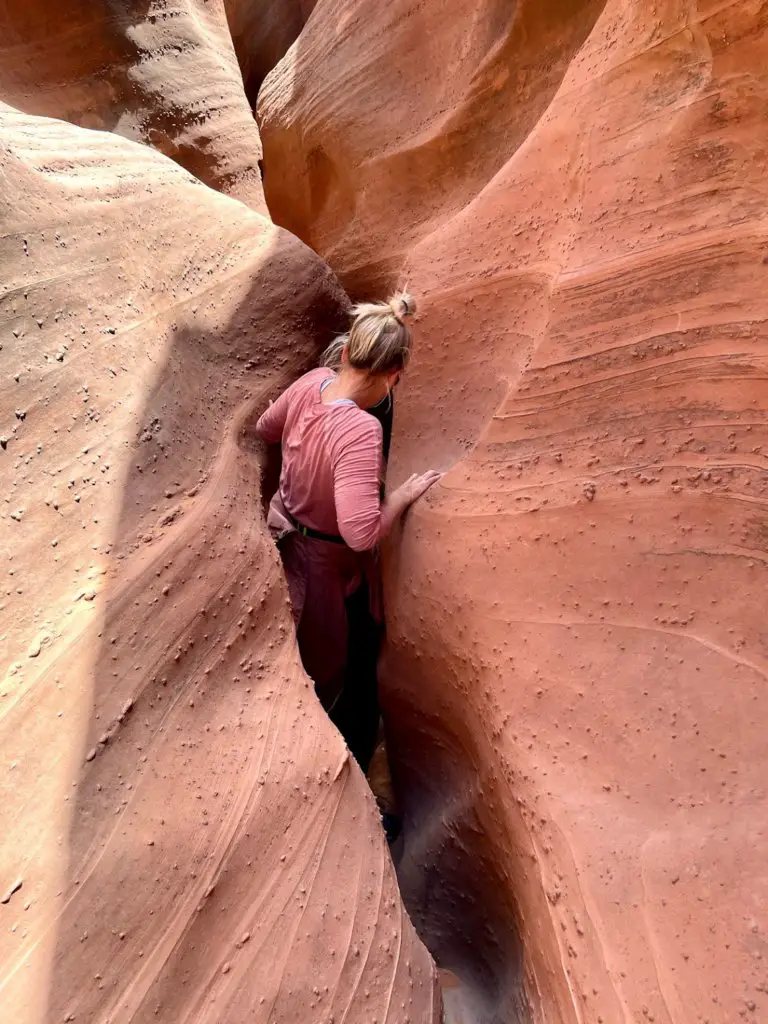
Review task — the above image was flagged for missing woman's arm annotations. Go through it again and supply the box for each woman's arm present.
[332,417,384,551]
[255,382,295,443]
[332,415,440,551]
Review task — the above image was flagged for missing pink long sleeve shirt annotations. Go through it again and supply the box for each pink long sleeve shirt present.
[256,368,385,552]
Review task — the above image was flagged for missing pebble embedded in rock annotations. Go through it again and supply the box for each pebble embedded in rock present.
[1,879,23,905]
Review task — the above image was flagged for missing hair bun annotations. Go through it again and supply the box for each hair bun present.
[389,291,416,321]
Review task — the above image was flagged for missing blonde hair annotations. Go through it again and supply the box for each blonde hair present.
[321,334,346,370]
[320,292,416,374]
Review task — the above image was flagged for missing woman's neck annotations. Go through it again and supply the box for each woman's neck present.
[323,367,380,408]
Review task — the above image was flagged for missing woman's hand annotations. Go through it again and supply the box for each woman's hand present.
[393,470,443,511]
[379,470,442,537]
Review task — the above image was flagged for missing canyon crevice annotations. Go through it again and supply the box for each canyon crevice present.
[259,1,768,1021]
[2,1,768,1023]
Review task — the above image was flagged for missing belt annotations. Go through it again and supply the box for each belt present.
[284,505,346,545]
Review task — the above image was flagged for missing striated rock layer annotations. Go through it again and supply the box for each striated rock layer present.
[0,0,267,210]
[223,0,319,108]
[0,107,439,1022]
[260,1,768,1021]
[258,0,608,295]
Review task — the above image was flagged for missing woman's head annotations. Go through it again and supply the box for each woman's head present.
[320,291,416,407]
[345,291,416,375]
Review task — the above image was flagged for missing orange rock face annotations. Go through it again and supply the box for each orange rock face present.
[260,1,768,1021]
[224,0,318,107]
[1,0,267,209]
[5,0,768,1020]
[0,16,439,1024]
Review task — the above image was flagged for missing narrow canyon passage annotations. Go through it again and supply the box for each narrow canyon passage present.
[248,2,768,1018]
[255,388,532,1024]
[240,30,536,1020]
[379,687,532,1024]
[3,1,768,1022]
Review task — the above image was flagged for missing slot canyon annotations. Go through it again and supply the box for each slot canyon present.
[1,0,767,1022]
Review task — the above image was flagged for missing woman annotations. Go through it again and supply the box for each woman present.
[319,333,394,474]
[315,329,394,775]
[256,292,440,767]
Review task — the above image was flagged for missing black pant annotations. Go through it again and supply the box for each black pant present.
[328,582,382,774]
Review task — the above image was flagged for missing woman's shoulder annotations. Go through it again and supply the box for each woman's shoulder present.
[295,367,334,390]
[327,402,382,446]
[280,367,333,406]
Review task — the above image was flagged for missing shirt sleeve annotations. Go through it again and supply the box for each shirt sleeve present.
[255,384,292,443]
[257,370,324,444]
[331,414,384,552]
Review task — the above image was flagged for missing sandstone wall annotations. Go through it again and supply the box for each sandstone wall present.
[1,0,267,208]
[260,2,768,1020]
[0,6,439,1017]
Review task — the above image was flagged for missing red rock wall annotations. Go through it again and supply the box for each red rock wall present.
[0,0,266,209]
[0,12,440,1023]
[257,0,607,294]
[224,0,318,106]
[260,1,768,1021]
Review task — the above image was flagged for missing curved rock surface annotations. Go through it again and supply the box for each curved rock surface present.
[1,0,266,209]
[0,107,438,1022]
[261,1,768,1021]
[224,0,318,108]
[258,0,607,294]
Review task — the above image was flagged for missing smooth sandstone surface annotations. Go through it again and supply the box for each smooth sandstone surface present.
[224,0,318,107]
[260,1,768,1021]
[0,107,438,1022]
[1,0,267,210]
[258,0,608,295]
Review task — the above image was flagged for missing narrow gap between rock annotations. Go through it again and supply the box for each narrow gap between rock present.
[256,365,529,1024]
[250,52,530,1024]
